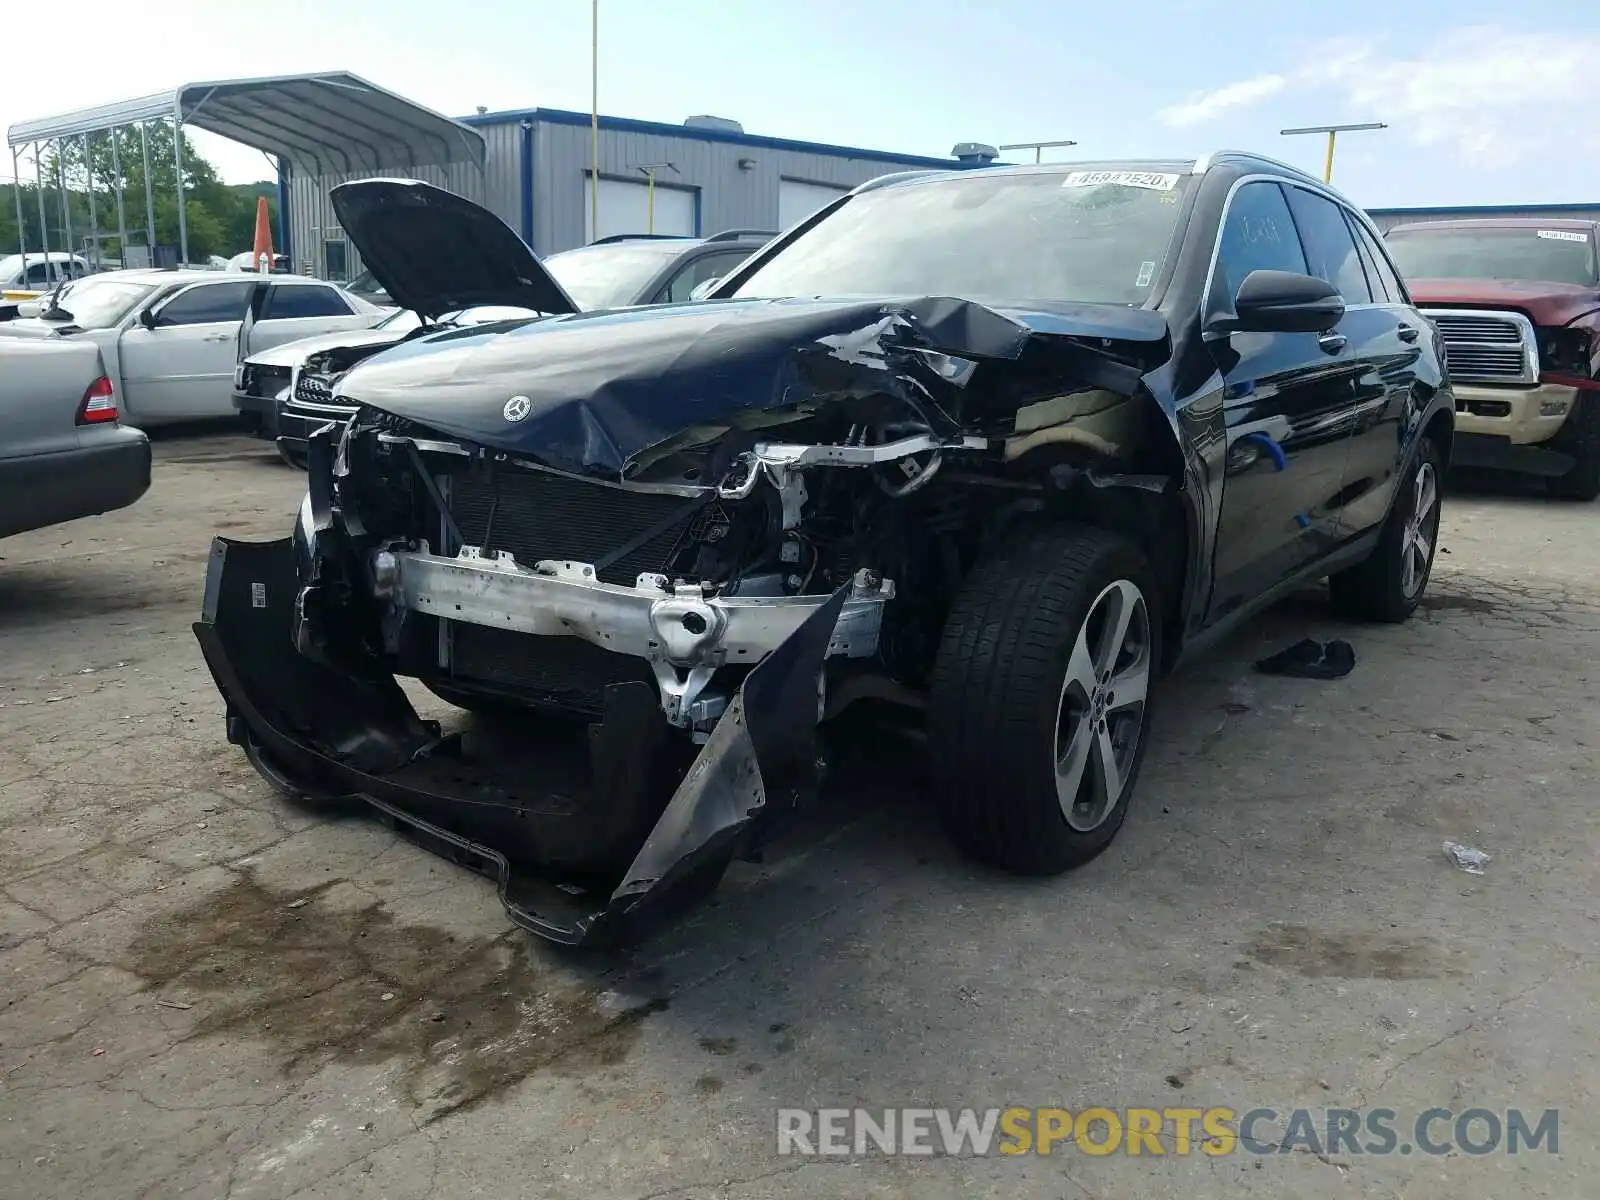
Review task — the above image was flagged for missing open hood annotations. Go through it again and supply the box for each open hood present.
[330,179,579,321]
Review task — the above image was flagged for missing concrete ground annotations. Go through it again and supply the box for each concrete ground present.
[0,431,1594,1200]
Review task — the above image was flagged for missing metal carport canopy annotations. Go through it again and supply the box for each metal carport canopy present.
[5,71,486,174]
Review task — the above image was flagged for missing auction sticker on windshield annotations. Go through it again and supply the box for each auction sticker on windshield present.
[1537,230,1588,243]
[1062,170,1180,191]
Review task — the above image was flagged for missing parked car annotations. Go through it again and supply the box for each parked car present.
[1,338,149,538]
[0,252,95,321]
[0,269,386,426]
[196,161,1452,946]
[343,267,392,308]
[540,229,776,310]
[234,307,550,467]
[1385,218,1600,497]
[0,250,92,294]
[238,227,772,467]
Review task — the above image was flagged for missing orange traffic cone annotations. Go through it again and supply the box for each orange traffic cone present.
[252,196,274,273]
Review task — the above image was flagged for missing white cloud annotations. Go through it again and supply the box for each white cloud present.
[1156,26,1600,170]
[1303,26,1600,168]
[1157,74,1287,128]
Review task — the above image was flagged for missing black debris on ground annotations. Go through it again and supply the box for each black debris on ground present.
[1252,638,1356,680]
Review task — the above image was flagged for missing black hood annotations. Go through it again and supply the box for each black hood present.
[334,294,1169,476]
[330,179,579,320]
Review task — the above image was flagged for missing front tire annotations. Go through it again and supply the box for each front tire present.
[1546,396,1600,501]
[277,444,309,470]
[929,526,1160,875]
[1329,437,1442,622]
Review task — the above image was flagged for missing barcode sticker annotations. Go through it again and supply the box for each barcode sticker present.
[1062,170,1180,191]
[251,582,266,608]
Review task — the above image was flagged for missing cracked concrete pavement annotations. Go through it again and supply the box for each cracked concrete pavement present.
[0,433,1595,1199]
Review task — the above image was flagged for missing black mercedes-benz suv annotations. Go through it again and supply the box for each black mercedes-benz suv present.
[196,158,1452,945]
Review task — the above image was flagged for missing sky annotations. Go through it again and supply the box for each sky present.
[4,0,1597,209]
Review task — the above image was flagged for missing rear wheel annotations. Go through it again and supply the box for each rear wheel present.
[1329,438,1441,622]
[929,526,1159,875]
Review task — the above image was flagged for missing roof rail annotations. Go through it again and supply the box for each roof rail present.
[702,228,778,243]
[1196,149,1322,183]
[852,169,949,195]
[586,233,690,245]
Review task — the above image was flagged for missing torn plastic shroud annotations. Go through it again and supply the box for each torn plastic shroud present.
[193,521,850,946]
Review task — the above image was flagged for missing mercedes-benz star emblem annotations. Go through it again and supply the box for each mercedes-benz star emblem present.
[503,394,532,423]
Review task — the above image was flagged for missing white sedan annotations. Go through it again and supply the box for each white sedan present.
[0,270,386,427]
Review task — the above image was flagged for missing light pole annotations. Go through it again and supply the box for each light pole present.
[1279,122,1386,184]
[999,139,1078,164]
[633,163,678,233]
[590,0,600,242]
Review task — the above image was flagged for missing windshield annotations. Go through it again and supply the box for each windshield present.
[728,169,1193,307]
[38,276,161,327]
[1386,227,1599,287]
[543,241,688,310]
[346,268,390,300]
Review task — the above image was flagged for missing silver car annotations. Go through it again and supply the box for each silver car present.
[0,270,386,426]
[0,338,149,538]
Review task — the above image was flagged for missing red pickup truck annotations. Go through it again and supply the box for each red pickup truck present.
[1385,218,1600,498]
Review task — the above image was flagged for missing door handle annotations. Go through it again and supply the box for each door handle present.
[1396,323,1420,343]
[203,333,232,342]
[1317,332,1347,354]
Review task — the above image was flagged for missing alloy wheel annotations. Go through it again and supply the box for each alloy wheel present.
[1401,460,1440,599]
[1053,579,1152,832]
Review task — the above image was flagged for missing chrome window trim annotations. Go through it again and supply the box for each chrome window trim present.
[1202,172,1388,336]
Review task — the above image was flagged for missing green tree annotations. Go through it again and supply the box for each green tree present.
[2,121,276,265]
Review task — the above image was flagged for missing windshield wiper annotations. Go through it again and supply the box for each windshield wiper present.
[38,273,74,321]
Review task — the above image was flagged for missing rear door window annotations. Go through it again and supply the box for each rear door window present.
[1284,186,1372,303]
[1348,217,1407,304]
[263,284,353,319]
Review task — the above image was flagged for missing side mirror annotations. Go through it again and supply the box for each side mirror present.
[138,306,158,330]
[688,276,722,302]
[1231,270,1344,334]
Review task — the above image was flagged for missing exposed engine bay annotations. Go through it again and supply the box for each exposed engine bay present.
[327,352,1170,737]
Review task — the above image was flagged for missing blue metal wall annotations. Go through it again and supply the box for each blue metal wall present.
[286,106,982,273]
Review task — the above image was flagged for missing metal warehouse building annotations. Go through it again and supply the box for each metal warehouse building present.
[280,102,995,280]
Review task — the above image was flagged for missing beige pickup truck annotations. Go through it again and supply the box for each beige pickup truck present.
[1386,218,1600,498]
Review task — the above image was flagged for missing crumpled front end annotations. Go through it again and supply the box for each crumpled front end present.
[193,506,848,946]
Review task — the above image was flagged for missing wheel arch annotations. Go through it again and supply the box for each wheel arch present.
[1004,483,1193,676]
[1421,402,1454,473]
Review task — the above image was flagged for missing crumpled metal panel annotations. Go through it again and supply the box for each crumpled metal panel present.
[334,293,1169,476]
